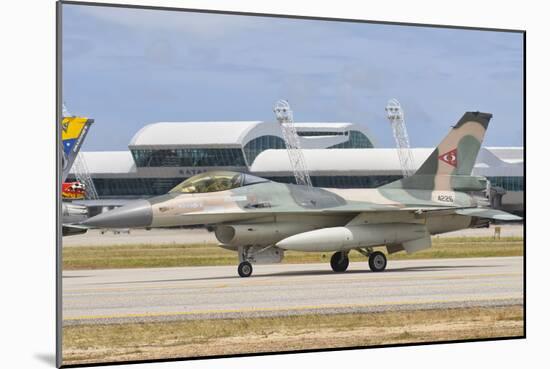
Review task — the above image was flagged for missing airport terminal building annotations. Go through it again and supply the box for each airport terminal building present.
[70,120,523,214]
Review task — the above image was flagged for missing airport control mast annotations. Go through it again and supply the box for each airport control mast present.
[385,99,415,178]
[273,100,313,187]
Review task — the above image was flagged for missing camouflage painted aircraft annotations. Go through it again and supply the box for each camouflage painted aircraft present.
[81,111,522,277]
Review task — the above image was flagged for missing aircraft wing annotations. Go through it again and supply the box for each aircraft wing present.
[453,208,523,221]
[319,202,522,221]
[322,205,522,226]
[319,203,464,214]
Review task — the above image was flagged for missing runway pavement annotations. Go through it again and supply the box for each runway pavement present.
[62,256,523,325]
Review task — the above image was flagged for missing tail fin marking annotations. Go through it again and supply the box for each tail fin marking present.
[383,111,492,191]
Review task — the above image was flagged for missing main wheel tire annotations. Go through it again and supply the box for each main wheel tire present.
[368,251,387,272]
[238,261,253,277]
[330,251,349,272]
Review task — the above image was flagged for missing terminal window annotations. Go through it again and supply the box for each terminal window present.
[131,148,247,167]
[243,135,286,165]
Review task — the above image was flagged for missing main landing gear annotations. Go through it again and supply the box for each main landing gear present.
[330,251,349,272]
[368,251,387,272]
[330,248,387,273]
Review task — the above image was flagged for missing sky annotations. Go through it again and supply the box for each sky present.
[62,4,524,151]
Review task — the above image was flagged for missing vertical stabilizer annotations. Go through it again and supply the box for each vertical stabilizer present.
[382,111,492,191]
[61,115,93,182]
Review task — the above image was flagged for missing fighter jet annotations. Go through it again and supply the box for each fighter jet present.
[81,112,522,277]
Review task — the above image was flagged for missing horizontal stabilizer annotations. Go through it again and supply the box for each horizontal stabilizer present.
[454,208,522,221]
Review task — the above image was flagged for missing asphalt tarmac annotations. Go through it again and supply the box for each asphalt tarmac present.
[63,256,523,325]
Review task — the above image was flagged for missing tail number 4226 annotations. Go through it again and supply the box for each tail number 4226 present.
[437,194,454,203]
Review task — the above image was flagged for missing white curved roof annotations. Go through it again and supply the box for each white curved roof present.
[474,147,523,176]
[128,121,376,149]
[71,151,137,177]
[293,122,353,130]
[299,135,349,149]
[129,121,265,148]
[250,148,433,175]
[484,147,523,164]
[250,147,524,176]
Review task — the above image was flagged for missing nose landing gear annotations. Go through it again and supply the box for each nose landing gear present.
[237,261,253,278]
[236,245,283,277]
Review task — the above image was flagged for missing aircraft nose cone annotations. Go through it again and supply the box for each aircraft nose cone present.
[80,200,153,229]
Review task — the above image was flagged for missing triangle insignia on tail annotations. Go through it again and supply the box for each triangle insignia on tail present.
[438,148,458,167]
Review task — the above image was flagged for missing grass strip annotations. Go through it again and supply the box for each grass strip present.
[63,305,524,365]
[63,236,523,270]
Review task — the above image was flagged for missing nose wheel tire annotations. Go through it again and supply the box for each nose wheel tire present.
[238,261,253,277]
[330,251,349,272]
[368,251,387,272]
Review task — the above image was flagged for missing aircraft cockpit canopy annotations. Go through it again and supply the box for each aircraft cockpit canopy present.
[169,171,269,194]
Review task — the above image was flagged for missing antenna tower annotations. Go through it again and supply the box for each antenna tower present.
[273,99,312,187]
[385,99,415,177]
[72,153,99,200]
